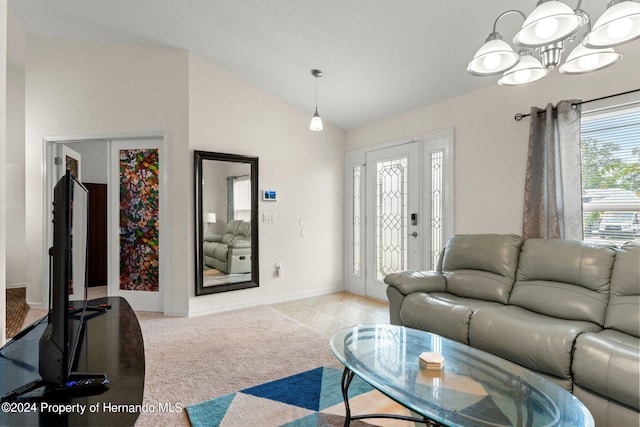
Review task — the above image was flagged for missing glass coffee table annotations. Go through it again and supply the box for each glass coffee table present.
[330,325,594,427]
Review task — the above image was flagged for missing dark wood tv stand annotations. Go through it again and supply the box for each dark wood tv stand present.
[0,297,145,426]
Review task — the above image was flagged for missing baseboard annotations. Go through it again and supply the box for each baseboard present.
[6,283,27,289]
[187,286,345,318]
[26,301,44,310]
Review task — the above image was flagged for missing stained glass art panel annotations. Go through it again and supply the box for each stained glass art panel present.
[119,149,160,292]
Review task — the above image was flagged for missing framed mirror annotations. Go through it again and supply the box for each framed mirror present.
[194,151,259,295]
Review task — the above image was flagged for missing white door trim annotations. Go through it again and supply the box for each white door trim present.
[42,130,169,313]
[343,128,455,297]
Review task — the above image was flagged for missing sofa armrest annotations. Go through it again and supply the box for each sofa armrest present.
[204,233,223,242]
[229,240,251,249]
[383,271,446,296]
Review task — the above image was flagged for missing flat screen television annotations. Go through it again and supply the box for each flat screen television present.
[38,170,108,391]
[1,170,107,401]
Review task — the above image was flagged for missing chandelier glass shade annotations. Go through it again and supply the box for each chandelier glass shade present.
[467,35,521,76]
[583,0,640,47]
[514,1,585,46]
[468,0,640,85]
[559,44,622,73]
[498,51,549,85]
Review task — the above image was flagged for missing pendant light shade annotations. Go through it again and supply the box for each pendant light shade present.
[310,108,323,131]
[310,69,324,132]
[498,51,549,85]
[583,0,640,48]
[514,0,585,47]
[559,44,622,73]
[467,35,521,75]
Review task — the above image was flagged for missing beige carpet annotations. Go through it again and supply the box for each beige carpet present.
[135,305,341,426]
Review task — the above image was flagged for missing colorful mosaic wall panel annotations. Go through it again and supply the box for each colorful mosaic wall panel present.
[119,149,160,292]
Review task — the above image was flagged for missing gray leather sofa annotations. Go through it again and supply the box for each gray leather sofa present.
[203,220,252,274]
[384,234,639,427]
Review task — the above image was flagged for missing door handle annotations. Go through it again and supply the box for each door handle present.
[408,231,418,238]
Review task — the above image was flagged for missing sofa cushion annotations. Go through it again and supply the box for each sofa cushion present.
[573,330,640,411]
[469,305,602,382]
[510,239,617,325]
[442,234,523,303]
[606,242,640,337]
[574,385,640,427]
[400,292,503,344]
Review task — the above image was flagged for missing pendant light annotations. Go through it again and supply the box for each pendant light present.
[310,69,324,131]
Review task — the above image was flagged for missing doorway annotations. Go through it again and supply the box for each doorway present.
[344,129,454,300]
[43,132,167,312]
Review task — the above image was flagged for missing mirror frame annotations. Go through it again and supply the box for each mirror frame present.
[194,150,259,295]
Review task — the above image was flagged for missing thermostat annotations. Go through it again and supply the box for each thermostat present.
[263,190,277,201]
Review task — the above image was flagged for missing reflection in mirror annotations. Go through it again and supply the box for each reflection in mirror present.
[195,151,259,295]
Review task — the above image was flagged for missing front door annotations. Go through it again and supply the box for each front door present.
[364,142,421,300]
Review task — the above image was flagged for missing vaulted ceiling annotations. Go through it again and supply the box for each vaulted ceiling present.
[8,0,615,130]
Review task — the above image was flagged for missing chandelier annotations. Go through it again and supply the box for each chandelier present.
[467,0,640,86]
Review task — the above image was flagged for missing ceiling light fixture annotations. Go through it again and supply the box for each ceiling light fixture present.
[468,0,639,85]
[310,69,324,131]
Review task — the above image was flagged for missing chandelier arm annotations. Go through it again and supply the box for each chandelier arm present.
[492,10,527,34]
[575,0,583,11]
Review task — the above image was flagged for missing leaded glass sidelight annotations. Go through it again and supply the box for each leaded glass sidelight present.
[375,158,408,280]
[431,150,444,269]
[353,166,362,277]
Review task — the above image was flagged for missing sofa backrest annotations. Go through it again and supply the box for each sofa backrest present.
[605,241,640,337]
[511,239,617,326]
[236,221,251,240]
[441,234,523,304]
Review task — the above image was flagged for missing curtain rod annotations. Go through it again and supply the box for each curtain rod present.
[514,88,640,121]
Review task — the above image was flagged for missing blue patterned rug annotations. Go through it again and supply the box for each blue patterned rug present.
[185,366,416,427]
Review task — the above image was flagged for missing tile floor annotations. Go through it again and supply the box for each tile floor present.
[269,291,390,337]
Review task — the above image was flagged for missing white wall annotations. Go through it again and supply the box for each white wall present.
[25,36,190,314]
[188,53,345,315]
[346,42,640,235]
[23,37,345,317]
[1,0,8,344]
[5,64,24,287]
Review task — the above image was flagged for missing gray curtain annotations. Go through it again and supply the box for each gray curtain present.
[227,176,235,222]
[523,100,583,240]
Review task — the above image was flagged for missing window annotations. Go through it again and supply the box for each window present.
[582,104,640,243]
[233,176,251,221]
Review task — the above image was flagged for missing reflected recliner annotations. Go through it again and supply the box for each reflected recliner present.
[384,234,640,427]
[203,220,251,274]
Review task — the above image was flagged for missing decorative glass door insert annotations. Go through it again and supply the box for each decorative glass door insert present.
[119,148,160,292]
[375,158,408,280]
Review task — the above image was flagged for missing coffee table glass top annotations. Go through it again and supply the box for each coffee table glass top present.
[330,325,594,427]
